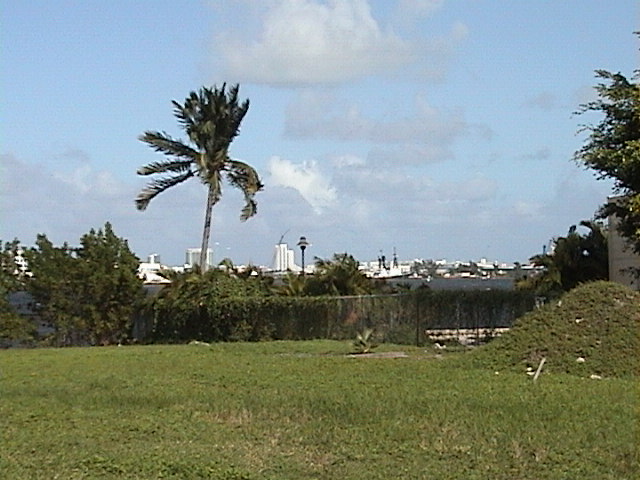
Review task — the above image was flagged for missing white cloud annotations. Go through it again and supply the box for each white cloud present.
[284,90,474,165]
[511,201,543,218]
[329,166,498,229]
[285,91,470,144]
[215,0,465,86]
[440,177,497,203]
[367,144,453,165]
[331,153,366,168]
[267,156,337,213]
[396,0,443,18]
[54,165,124,195]
[219,0,412,85]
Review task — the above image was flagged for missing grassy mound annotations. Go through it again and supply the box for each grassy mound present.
[465,281,640,377]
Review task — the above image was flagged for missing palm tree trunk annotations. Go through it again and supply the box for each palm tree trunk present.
[199,185,215,272]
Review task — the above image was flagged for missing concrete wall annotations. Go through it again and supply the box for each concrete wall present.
[608,208,640,290]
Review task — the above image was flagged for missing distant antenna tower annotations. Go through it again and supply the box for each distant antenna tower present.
[278,229,290,245]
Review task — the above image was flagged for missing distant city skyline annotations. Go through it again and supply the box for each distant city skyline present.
[2,1,635,266]
[144,244,537,271]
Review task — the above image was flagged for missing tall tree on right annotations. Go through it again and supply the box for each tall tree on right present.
[574,42,640,253]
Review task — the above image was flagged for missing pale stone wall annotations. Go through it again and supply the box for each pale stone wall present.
[608,201,640,290]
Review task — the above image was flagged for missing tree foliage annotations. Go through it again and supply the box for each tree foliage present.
[308,253,377,296]
[23,236,79,343]
[279,253,379,296]
[23,223,143,345]
[136,84,263,271]
[0,239,24,294]
[142,267,276,341]
[575,61,640,253]
[518,221,608,296]
[152,267,273,304]
[278,272,308,297]
[0,239,35,343]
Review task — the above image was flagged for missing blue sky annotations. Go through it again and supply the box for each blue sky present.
[1,0,637,267]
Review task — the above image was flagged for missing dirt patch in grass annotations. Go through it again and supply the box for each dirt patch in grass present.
[347,351,409,358]
[465,281,640,378]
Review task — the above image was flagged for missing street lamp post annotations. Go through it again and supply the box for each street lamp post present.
[297,236,309,275]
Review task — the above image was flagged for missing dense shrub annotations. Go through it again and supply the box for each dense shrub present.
[0,311,36,347]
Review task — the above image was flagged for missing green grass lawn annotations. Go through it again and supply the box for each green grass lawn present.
[1,341,638,479]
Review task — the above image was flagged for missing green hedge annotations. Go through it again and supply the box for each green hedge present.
[141,290,536,345]
[145,296,331,342]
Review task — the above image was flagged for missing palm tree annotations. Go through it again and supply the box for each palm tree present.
[136,84,263,272]
[310,253,375,296]
[518,220,608,296]
[279,272,309,296]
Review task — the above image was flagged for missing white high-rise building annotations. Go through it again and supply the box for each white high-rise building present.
[185,247,212,269]
[273,243,297,272]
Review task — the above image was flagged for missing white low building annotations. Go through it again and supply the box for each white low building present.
[138,254,171,284]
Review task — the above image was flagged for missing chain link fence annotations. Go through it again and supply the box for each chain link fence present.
[320,290,536,345]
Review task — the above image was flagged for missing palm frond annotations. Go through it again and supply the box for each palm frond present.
[226,83,238,104]
[172,90,203,131]
[139,131,198,159]
[137,159,193,176]
[239,197,258,221]
[226,159,263,220]
[135,171,194,211]
[223,84,249,143]
[218,85,249,145]
[226,160,263,192]
[228,98,249,142]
